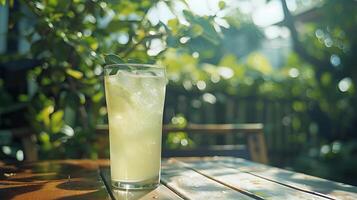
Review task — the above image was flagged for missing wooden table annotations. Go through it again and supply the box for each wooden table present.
[1,157,356,200]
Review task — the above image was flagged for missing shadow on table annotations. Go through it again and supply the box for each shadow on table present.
[57,179,101,191]
[55,190,110,200]
[0,184,43,199]
[0,160,106,199]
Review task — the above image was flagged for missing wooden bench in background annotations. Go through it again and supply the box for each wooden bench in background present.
[96,123,268,164]
[162,123,268,164]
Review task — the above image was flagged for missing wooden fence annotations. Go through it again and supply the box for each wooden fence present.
[163,89,314,165]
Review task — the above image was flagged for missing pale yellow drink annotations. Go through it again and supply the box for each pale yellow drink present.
[104,64,166,189]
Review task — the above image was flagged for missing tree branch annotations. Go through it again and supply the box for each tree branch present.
[280,0,332,78]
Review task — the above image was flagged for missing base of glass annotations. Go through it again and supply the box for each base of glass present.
[111,176,159,190]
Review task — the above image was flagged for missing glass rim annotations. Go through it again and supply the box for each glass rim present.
[104,63,164,70]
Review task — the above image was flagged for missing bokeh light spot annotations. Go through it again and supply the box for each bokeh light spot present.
[338,77,352,92]
[197,80,206,90]
[203,93,216,104]
[330,54,341,67]
[289,68,299,78]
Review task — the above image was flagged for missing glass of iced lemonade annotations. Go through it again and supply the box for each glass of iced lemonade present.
[103,63,166,190]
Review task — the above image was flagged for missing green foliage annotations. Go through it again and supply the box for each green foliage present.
[9,0,163,158]
[2,0,232,159]
[1,0,356,184]
[0,0,13,6]
[104,54,124,65]
[165,114,195,149]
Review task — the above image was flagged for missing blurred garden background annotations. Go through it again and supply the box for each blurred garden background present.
[0,0,356,185]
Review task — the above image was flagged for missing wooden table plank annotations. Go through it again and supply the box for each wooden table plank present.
[0,160,110,200]
[173,158,330,200]
[100,167,183,200]
[1,158,356,200]
[215,157,357,200]
[161,160,255,200]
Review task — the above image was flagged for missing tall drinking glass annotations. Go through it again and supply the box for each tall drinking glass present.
[103,64,166,190]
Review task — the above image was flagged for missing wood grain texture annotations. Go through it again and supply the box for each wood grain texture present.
[173,157,329,200]
[161,160,254,200]
[100,167,183,200]
[216,157,357,200]
[0,160,110,200]
[247,133,268,164]
[1,158,357,200]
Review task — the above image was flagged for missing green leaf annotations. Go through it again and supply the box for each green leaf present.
[168,19,179,34]
[183,10,220,45]
[2,0,12,6]
[182,10,195,22]
[66,69,83,79]
[48,0,58,7]
[219,1,226,10]
[104,54,125,75]
[92,92,103,103]
[38,105,54,127]
[51,110,64,133]
[191,24,204,37]
[77,92,86,105]
[84,36,99,50]
[39,132,50,143]
[104,54,124,65]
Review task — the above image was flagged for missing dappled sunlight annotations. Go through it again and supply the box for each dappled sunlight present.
[0,0,357,199]
[251,167,357,199]
[0,0,356,188]
[185,161,323,199]
[0,160,108,199]
[162,163,251,199]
